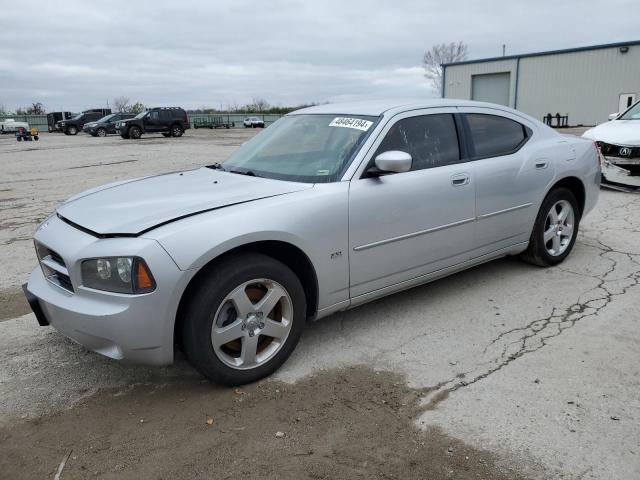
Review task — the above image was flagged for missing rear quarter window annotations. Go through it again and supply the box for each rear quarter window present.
[465,113,530,159]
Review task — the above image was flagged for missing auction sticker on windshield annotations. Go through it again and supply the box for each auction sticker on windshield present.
[329,117,373,131]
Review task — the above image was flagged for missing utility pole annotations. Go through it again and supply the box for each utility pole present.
[502,44,506,57]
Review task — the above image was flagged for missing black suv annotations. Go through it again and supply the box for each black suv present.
[57,108,111,135]
[116,107,190,139]
[83,112,136,137]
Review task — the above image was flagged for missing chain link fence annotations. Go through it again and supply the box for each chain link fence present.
[0,113,284,132]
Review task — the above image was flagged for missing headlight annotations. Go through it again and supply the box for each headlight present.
[60,122,66,126]
[81,256,155,294]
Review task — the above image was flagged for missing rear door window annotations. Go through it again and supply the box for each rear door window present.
[373,114,461,171]
[464,114,529,158]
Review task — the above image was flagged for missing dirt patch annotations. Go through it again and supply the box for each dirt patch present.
[0,366,530,480]
[0,287,30,321]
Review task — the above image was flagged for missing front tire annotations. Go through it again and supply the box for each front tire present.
[521,187,580,267]
[129,126,142,139]
[66,126,78,135]
[181,253,306,386]
[96,128,107,137]
[170,125,183,137]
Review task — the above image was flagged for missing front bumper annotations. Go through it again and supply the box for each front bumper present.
[24,214,189,366]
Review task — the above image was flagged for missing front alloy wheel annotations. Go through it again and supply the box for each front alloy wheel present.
[212,279,293,370]
[181,253,306,385]
[96,128,107,137]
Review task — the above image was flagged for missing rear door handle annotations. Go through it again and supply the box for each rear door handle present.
[535,160,549,169]
[451,173,470,186]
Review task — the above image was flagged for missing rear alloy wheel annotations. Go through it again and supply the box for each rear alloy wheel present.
[129,126,142,139]
[66,126,78,135]
[170,125,183,137]
[181,253,306,385]
[521,187,579,267]
[96,128,107,137]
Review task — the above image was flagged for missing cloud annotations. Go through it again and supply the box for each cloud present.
[0,0,638,111]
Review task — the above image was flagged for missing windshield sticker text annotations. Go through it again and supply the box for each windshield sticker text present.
[329,117,373,131]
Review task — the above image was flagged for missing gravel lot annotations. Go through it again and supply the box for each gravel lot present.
[1,130,638,479]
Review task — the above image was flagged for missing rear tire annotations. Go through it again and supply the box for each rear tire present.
[170,125,183,137]
[181,253,306,386]
[521,187,580,267]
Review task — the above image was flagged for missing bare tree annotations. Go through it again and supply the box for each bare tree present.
[113,96,130,112]
[423,41,468,94]
[252,97,270,113]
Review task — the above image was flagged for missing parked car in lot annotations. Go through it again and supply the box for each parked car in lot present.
[583,100,640,188]
[83,112,136,137]
[47,112,73,133]
[0,118,29,133]
[244,116,265,128]
[23,99,599,385]
[116,107,190,139]
[57,109,111,135]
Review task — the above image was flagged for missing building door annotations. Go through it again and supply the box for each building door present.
[619,93,637,113]
[471,73,511,107]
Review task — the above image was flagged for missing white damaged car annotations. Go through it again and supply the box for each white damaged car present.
[583,101,640,188]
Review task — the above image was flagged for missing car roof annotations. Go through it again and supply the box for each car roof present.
[290,99,516,117]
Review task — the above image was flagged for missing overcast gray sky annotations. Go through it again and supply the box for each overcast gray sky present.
[1,0,638,112]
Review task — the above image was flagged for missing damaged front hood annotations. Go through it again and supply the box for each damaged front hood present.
[57,167,312,235]
[583,120,640,146]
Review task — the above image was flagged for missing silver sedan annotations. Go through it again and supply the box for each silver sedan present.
[24,100,600,385]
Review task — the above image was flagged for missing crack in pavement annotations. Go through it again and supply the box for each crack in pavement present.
[418,232,640,411]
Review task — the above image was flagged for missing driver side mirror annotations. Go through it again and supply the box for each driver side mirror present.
[608,112,619,121]
[368,151,412,176]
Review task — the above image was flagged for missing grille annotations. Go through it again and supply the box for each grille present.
[597,141,640,159]
[35,242,74,293]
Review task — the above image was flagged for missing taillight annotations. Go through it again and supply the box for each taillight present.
[593,141,603,167]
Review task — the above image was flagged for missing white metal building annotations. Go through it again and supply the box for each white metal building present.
[442,40,640,126]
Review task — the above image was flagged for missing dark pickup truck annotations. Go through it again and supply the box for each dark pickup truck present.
[56,108,112,135]
[47,112,73,132]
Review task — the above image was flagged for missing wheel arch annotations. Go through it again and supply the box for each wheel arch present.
[174,239,319,348]
[547,176,586,217]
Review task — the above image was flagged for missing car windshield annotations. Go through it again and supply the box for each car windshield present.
[97,114,116,123]
[134,111,148,119]
[619,101,640,120]
[223,114,379,183]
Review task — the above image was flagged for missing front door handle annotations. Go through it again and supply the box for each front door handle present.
[451,173,470,186]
